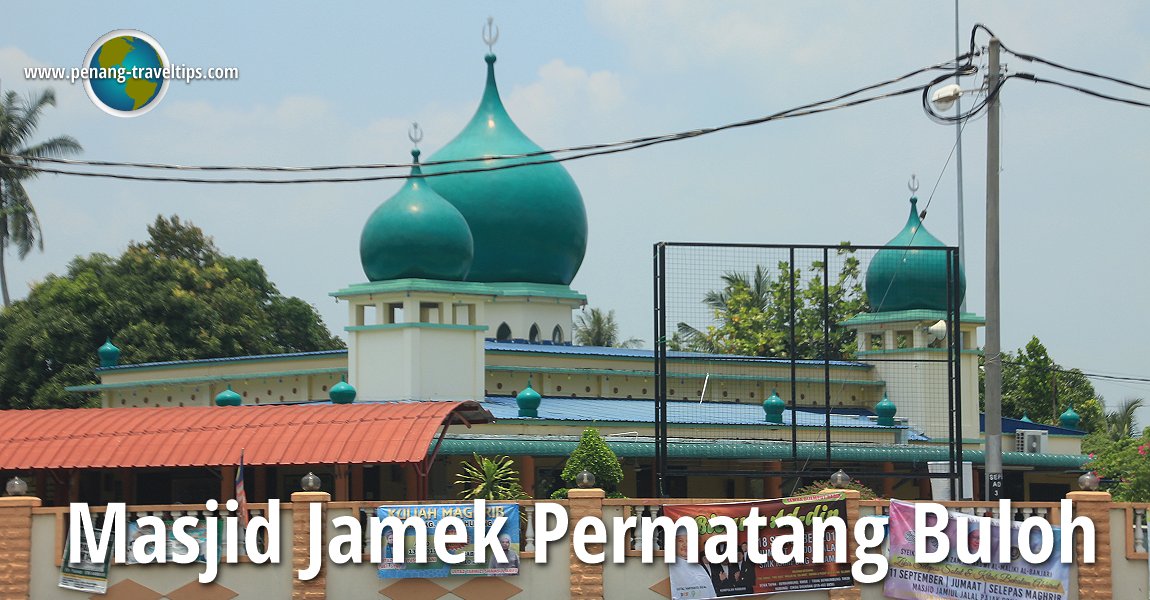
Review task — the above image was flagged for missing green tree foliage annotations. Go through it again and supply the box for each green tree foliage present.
[1085,432,1150,501]
[671,245,867,359]
[553,428,624,497]
[454,454,527,500]
[0,215,344,409]
[989,336,1104,432]
[573,308,642,348]
[0,88,83,307]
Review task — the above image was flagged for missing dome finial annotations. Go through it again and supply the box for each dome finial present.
[907,173,919,196]
[483,16,500,54]
[408,122,423,150]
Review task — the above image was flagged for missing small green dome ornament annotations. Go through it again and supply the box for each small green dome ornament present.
[516,381,542,418]
[865,185,966,312]
[329,376,357,404]
[1059,404,1081,430]
[98,338,121,368]
[763,389,785,424]
[875,392,897,427]
[215,385,242,407]
[1020,413,1033,423]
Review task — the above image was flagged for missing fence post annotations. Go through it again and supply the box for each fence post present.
[568,488,606,600]
[821,488,861,600]
[0,495,41,599]
[291,491,331,600]
[1066,490,1112,600]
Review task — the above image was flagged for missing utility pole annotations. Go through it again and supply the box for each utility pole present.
[984,37,1004,501]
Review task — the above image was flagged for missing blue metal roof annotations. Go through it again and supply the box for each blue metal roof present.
[483,395,899,429]
[484,341,871,368]
[980,414,1086,436]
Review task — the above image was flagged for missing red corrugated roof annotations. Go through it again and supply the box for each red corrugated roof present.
[0,402,490,469]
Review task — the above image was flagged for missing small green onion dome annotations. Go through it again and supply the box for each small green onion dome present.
[424,53,588,285]
[763,389,785,424]
[97,338,121,368]
[1059,404,1080,430]
[1020,413,1033,423]
[516,381,542,418]
[875,392,897,426]
[329,376,356,404]
[866,196,966,312]
[215,385,242,407]
[360,149,474,281]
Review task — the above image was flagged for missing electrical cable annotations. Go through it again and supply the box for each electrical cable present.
[0,55,970,179]
[0,78,955,184]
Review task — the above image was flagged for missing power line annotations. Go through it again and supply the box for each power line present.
[0,59,972,184]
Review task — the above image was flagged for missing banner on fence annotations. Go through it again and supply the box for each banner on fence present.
[59,530,112,594]
[376,503,520,579]
[884,499,1070,600]
[663,493,852,599]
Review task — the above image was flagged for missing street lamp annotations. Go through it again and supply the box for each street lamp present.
[6,476,28,496]
[829,470,851,489]
[300,472,322,492]
[575,470,596,489]
[929,35,1004,502]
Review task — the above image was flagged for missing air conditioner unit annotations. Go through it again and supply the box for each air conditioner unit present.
[1016,430,1048,454]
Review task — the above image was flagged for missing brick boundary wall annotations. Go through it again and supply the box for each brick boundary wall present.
[0,497,40,600]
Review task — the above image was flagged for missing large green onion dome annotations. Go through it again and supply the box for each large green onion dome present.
[423,53,588,285]
[865,196,965,312]
[360,149,474,281]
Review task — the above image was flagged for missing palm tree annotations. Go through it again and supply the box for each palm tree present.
[573,308,642,348]
[0,89,82,306]
[1104,397,1145,441]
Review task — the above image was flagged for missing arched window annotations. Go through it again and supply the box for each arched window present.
[529,323,541,343]
[551,325,564,344]
[496,323,512,341]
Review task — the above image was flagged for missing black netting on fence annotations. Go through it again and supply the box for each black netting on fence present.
[653,243,965,497]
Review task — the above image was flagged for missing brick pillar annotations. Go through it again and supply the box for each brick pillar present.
[567,488,605,600]
[0,496,41,599]
[1066,490,1112,600]
[820,488,861,600]
[291,491,330,600]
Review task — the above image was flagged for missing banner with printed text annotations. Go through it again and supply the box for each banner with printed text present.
[376,503,520,579]
[663,493,852,599]
[884,499,1070,600]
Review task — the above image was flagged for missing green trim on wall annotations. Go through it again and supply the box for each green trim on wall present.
[487,365,885,387]
[436,436,1088,467]
[856,347,983,357]
[345,323,488,332]
[331,278,587,302]
[66,367,348,393]
[840,310,986,327]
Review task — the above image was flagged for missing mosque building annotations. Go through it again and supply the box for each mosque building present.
[0,40,1088,507]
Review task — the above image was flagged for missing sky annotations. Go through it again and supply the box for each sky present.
[1,2,1147,414]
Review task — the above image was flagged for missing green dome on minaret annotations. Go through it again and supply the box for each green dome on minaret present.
[360,148,474,281]
[865,196,966,312]
[423,53,588,285]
